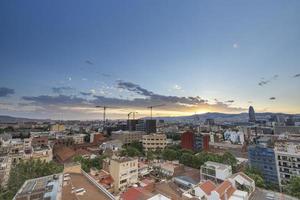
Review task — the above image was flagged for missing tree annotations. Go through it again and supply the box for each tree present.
[222,152,237,167]
[162,149,178,161]
[245,166,265,188]
[285,176,300,199]
[73,155,106,172]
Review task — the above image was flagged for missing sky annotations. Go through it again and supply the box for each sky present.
[0,0,300,120]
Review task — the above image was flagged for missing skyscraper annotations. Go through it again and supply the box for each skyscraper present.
[248,106,256,123]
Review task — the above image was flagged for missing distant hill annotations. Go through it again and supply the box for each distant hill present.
[151,112,300,122]
[0,115,50,123]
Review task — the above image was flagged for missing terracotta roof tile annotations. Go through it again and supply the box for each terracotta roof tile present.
[199,180,216,195]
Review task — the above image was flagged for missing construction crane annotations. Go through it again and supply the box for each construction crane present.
[147,104,165,119]
[128,112,138,120]
[95,106,118,130]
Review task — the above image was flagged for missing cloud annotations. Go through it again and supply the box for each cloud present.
[269,97,276,100]
[173,84,183,91]
[0,87,15,97]
[68,77,72,81]
[233,43,239,49]
[258,75,278,86]
[52,87,74,94]
[80,92,93,96]
[21,81,246,116]
[226,100,235,103]
[85,60,94,65]
[22,95,86,105]
[293,73,300,78]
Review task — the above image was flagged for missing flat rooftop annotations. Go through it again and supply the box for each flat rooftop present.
[62,173,110,200]
[203,161,231,170]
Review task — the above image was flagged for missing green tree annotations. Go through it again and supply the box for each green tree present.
[285,176,300,199]
[245,166,265,188]
[162,149,178,161]
[222,152,237,167]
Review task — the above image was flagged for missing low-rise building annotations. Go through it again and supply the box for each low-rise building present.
[13,174,63,200]
[111,131,144,145]
[201,161,232,184]
[142,133,167,151]
[72,134,86,144]
[50,124,65,132]
[274,142,300,188]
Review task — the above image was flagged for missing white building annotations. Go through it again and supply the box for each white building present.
[201,161,232,184]
[274,142,300,188]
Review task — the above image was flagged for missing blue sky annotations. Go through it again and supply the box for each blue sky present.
[0,0,300,119]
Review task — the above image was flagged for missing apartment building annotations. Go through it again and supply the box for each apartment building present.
[275,142,300,188]
[31,145,53,162]
[201,161,232,184]
[248,145,279,186]
[50,124,65,132]
[142,133,167,151]
[111,131,144,145]
[108,157,138,192]
[71,134,86,144]
[0,156,12,188]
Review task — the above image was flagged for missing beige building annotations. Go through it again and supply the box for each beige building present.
[50,124,65,132]
[0,156,12,188]
[111,131,144,145]
[71,134,86,144]
[142,133,167,151]
[108,157,138,193]
[31,146,53,162]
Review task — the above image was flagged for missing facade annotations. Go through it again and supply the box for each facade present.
[31,145,53,162]
[181,131,194,150]
[274,142,300,188]
[50,124,65,132]
[201,161,232,184]
[195,133,210,151]
[0,156,12,188]
[142,133,167,151]
[72,134,86,144]
[111,131,144,145]
[108,157,138,192]
[248,145,279,186]
[135,120,157,134]
[181,131,209,151]
[127,119,139,131]
[31,135,48,147]
[274,126,300,135]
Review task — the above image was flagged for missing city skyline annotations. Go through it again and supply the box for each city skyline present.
[1,0,300,119]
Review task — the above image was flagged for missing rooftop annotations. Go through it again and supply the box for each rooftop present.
[14,174,62,200]
[203,161,231,171]
[62,173,110,200]
[198,180,216,196]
